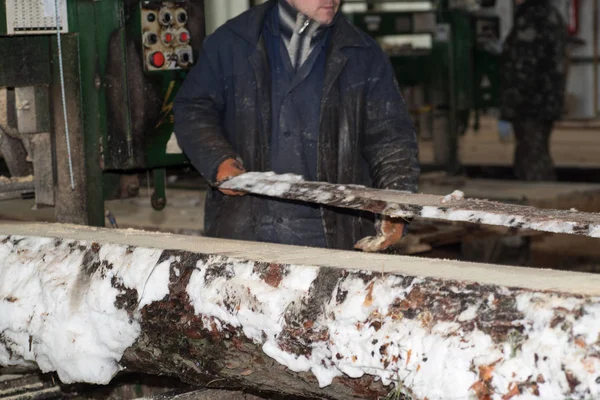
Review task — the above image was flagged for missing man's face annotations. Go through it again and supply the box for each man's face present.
[286,0,340,25]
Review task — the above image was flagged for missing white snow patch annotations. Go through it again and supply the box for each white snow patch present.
[0,236,164,384]
[222,171,304,197]
[187,256,318,343]
[137,257,172,310]
[441,190,464,204]
[419,206,589,237]
[457,303,480,321]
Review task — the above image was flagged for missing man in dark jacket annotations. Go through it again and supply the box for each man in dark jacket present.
[173,0,419,251]
[500,0,568,181]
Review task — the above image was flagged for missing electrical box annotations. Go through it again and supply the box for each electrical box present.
[4,0,68,35]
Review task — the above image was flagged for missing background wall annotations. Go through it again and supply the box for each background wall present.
[204,0,251,35]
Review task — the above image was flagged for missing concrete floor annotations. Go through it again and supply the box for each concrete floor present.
[0,188,206,236]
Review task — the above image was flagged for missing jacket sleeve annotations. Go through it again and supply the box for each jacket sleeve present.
[173,43,241,184]
[362,49,420,193]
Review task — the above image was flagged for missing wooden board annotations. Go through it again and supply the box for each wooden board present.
[220,172,600,238]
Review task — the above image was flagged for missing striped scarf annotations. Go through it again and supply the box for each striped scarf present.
[278,0,328,70]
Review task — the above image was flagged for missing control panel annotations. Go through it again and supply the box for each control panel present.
[141,1,193,71]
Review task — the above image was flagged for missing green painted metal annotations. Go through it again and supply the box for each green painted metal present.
[0,0,7,35]
[345,4,500,172]
[0,36,52,86]
[65,0,125,226]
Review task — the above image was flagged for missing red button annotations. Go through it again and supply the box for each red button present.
[151,52,165,68]
[165,33,173,43]
[180,32,189,42]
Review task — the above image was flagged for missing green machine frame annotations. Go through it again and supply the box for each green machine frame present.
[346,1,501,173]
[0,0,204,226]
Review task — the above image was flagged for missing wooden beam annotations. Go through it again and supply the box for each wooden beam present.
[0,222,599,400]
[220,172,600,238]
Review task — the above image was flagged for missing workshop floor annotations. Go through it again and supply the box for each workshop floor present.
[419,116,600,168]
[0,188,206,236]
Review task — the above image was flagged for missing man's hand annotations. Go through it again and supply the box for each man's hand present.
[216,158,247,196]
[354,217,407,253]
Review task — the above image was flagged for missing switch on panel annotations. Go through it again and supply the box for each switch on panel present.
[142,1,193,71]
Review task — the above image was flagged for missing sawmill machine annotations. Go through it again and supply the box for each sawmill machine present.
[343,0,501,172]
[0,0,204,226]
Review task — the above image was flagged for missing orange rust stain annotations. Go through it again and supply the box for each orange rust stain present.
[363,282,375,307]
[479,365,495,383]
[469,380,492,400]
[406,349,412,366]
[184,329,203,340]
[502,383,520,400]
[352,355,358,363]
[582,358,596,373]
[575,337,587,349]
[416,364,421,372]
[263,264,284,288]
[479,358,503,383]
[417,311,433,328]
[304,320,314,329]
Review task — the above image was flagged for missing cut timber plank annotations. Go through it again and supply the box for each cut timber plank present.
[1,222,600,400]
[220,172,600,238]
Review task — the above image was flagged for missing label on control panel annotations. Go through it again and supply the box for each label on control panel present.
[6,0,68,34]
[42,0,54,17]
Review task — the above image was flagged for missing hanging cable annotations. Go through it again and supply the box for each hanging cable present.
[55,0,75,190]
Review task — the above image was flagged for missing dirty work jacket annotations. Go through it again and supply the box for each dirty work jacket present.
[250,5,328,247]
[173,0,420,250]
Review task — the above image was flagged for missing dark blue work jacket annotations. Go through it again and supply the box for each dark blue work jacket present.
[173,0,419,250]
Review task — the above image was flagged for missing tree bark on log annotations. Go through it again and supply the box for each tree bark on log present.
[0,222,599,400]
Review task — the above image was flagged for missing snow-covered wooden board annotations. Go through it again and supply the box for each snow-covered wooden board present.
[220,172,600,238]
[1,222,600,400]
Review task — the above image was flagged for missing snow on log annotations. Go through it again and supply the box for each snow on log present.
[220,172,600,238]
[0,221,600,400]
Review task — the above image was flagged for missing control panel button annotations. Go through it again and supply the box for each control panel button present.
[150,52,165,68]
[177,10,187,24]
[176,48,193,67]
[179,31,189,43]
[144,32,158,46]
[159,9,173,26]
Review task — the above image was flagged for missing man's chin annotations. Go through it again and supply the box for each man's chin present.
[317,13,335,25]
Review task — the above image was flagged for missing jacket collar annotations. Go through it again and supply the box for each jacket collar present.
[226,0,371,50]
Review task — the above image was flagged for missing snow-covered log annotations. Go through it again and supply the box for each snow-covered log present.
[1,221,599,400]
